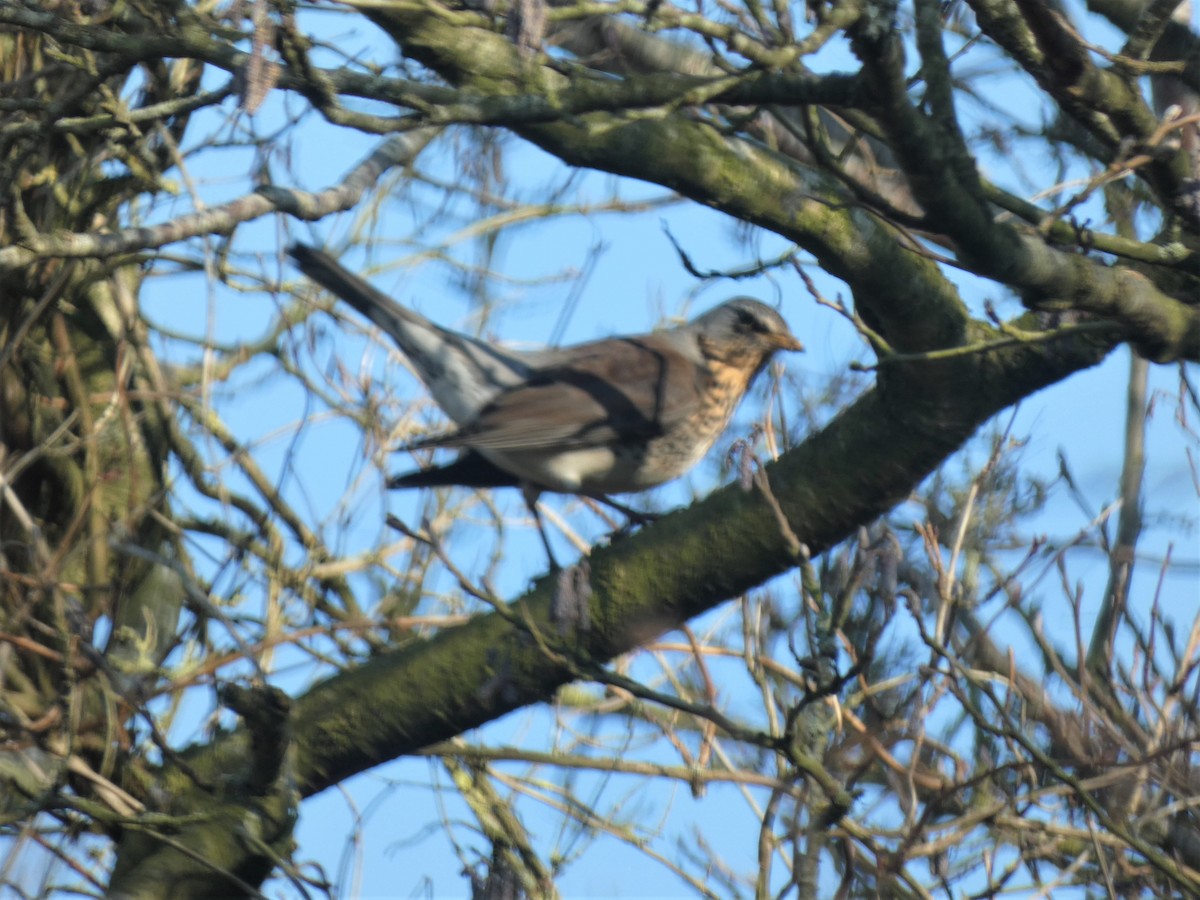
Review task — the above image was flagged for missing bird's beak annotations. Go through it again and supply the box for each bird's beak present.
[775,333,805,352]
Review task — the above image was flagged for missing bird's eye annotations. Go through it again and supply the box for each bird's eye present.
[736,308,766,333]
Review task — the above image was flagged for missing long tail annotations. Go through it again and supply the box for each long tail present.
[290,243,537,424]
[288,243,431,346]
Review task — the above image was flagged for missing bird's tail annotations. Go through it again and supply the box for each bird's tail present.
[289,243,431,345]
[290,242,540,424]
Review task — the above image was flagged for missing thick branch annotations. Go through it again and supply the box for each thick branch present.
[850,10,1200,361]
[288,326,1112,796]
[359,0,971,357]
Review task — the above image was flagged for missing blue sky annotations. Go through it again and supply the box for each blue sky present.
[18,2,1193,896]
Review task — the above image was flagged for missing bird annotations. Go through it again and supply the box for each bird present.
[289,243,803,566]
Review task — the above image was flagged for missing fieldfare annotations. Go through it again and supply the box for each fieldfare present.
[289,243,802,565]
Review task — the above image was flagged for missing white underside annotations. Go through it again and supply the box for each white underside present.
[480,446,632,494]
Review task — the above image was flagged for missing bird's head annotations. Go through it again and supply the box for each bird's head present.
[691,298,803,369]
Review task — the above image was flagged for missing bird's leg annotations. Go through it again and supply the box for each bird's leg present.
[523,486,597,635]
[521,484,561,572]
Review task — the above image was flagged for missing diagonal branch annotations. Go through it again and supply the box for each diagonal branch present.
[0,131,435,270]
[848,7,1200,362]
[284,324,1112,797]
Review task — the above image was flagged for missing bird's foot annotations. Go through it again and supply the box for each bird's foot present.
[590,495,661,530]
[550,558,592,637]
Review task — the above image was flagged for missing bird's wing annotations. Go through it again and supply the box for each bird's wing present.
[409,336,704,452]
[387,452,521,489]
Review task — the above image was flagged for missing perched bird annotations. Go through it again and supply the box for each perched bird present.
[289,243,802,564]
